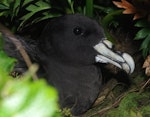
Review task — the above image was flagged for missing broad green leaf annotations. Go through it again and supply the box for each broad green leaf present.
[0,79,60,117]
[12,0,21,17]
[20,1,51,27]
[22,0,34,7]
[67,0,74,14]
[135,20,150,28]
[85,0,93,17]
[140,35,150,57]
[0,4,9,10]
[0,51,60,117]
[0,51,16,73]
[35,1,51,8]
[0,47,16,89]
[0,0,10,7]
[0,12,4,16]
[0,37,60,117]
[134,28,150,40]
[140,35,150,49]
[67,0,72,5]
[134,19,150,57]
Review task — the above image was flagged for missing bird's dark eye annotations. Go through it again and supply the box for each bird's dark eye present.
[73,27,83,35]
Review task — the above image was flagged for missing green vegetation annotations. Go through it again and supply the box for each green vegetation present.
[0,0,150,117]
[134,20,150,57]
[0,34,60,117]
[1,0,149,57]
[105,92,150,117]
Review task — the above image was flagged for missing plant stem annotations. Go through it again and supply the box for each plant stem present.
[85,0,93,17]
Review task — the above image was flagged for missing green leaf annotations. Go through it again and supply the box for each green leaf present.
[0,51,16,73]
[0,4,9,10]
[26,1,51,11]
[0,79,60,117]
[134,21,150,57]
[0,0,10,7]
[0,37,60,116]
[101,10,123,43]
[12,0,21,17]
[22,0,34,7]
[85,0,93,17]
[20,1,51,27]
[134,28,150,40]
[135,20,150,28]
[140,35,150,57]
[0,50,60,117]
[67,0,72,5]
[67,0,74,14]
[0,48,16,90]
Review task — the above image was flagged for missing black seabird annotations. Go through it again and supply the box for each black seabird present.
[3,14,135,116]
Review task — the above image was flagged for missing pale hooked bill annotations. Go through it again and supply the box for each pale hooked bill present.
[94,39,135,74]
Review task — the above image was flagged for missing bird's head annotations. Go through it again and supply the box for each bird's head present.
[39,14,135,74]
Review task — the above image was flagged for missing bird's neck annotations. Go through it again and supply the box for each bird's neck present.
[42,56,100,84]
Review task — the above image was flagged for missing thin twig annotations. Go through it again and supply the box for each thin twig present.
[140,78,150,93]
[93,94,124,117]
[86,88,139,117]
[0,23,38,80]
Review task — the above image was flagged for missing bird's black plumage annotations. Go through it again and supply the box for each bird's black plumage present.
[37,15,105,115]
[3,14,134,116]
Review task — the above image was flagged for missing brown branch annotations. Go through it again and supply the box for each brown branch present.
[0,23,38,80]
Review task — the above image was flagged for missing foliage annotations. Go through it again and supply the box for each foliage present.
[134,20,150,57]
[0,0,96,31]
[19,1,53,29]
[0,0,60,31]
[112,0,150,57]
[0,0,150,116]
[105,92,150,117]
[0,0,150,57]
[0,0,120,41]
[113,0,150,20]
[0,0,117,42]
[0,34,61,117]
